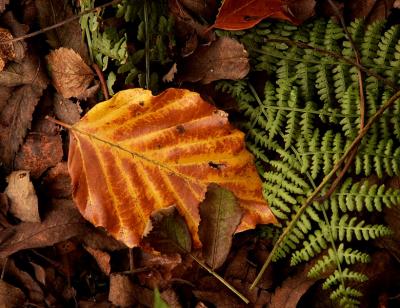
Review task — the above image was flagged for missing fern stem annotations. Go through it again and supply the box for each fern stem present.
[259,38,399,90]
[250,88,400,290]
[143,0,150,89]
[263,105,357,118]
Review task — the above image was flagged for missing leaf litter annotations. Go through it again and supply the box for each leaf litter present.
[0,0,399,307]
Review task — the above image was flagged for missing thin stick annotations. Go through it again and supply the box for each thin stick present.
[0,0,122,45]
[250,88,400,290]
[92,63,110,100]
[321,0,365,200]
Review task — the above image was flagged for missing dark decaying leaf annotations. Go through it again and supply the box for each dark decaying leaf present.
[199,184,242,269]
[0,0,9,13]
[0,280,25,307]
[14,132,63,178]
[35,0,89,61]
[348,0,395,22]
[269,265,318,308]
[47,48,94,99]
[84,246,111,275]
[0,258,44,303]
[0,85,43,168]
[144,207,192,254]
[0,199,89,257]
[42,162,73,198]
[1,11,27,62]
[177,37,249,84]
[53,94,81,125]
[179,0,216,19]
[0,27,16,71]
[108,273,137,307]
[5,170,40,222]
[0,53,48,88]
[168,0,215,57]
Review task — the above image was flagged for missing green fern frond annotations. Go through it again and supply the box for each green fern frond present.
[323,268,368,289]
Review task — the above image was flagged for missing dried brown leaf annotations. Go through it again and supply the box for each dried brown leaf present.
[0,199,89,257]
[0,86,11,111]
[30,262,46,285]
[199,185,242,269]
[0,27,15,71]
[36,0,89,61]
[0,83,45,168]
[5,170,40,222]
[269,265,317,308]
[194,289,246,308]
[180,0,216,19]
[85,246,111,275]
[0,0,9,13]
[178,37,249,84]
[47,48,94,99]
[0,280,25,307]
[0,11,27,62]
[53,94,81,125]
[395,0,400,8]
[108,273,137,307]
[77,226,127,251]
[348,0,394,22]
[286,0,316,24]
[169,0,215,56]
[14,132,63,178]
[42,162,72,198]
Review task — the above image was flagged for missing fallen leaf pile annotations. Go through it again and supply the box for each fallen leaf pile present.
[0,0,399,306]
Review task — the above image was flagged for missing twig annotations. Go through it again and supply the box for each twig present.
[0,0,122,45]
[92,63,109,100]
[250,88,400,290]
[320,0,366,200]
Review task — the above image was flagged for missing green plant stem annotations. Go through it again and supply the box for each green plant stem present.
[143,0,150,89]
[1,0,123,45]
[250,88,400,290]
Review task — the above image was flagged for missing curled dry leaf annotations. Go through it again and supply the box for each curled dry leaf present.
[68,88,276,248]
[178,37,249,84]
[0,280,25,307]
[14,132,63,178]
[5,170,40,222]
[0,199,89,258]
[0,27,15,71]
[47,48,94,99]
[199,185,243,269]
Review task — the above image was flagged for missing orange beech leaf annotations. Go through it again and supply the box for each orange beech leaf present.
[212,0,299,30]
[67,88,276,248]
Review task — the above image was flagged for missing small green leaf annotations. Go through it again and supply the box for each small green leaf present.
[153,288,169,308]
[107,71,116,96]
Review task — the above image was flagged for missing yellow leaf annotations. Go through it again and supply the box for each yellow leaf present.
[68,88,276,248]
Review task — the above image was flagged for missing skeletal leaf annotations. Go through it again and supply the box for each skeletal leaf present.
[68,88,276,248]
